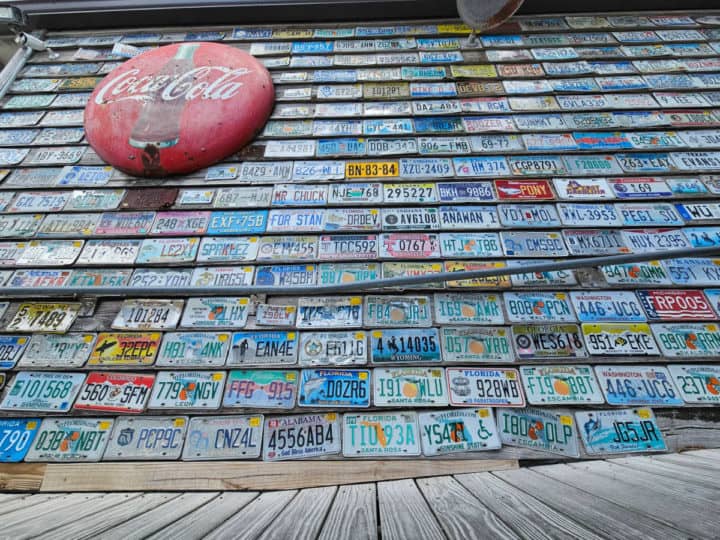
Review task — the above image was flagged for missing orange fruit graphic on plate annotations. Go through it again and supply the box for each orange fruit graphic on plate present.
[208,306,224,321]
[629,266,640,278]
[468,339,485,354]
[402,381,418,398]
[528,421,543,440]
[390,307,405,321]
[460,304,476,317]
[553,379,571,396]
[533,301,545,315]
[341,272,355,283]
[463,240,476,251]
[707,376,720,395]
[685,333,698,350]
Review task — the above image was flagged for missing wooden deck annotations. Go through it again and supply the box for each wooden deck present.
[1,449,717,539]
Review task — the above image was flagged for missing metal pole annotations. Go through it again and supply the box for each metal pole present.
[0,44,32,101]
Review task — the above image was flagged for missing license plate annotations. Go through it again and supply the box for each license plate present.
[89,332,162,366]
[324,208,380,232]
[369,328,441,364]
[197,237,259,263]
[609,177,672,198]
[558,203,621,227]
[438,232,503,258]
[502,232,568,257]
[513,324,587,359]
[582,323,660,355]
[0,336,29,369]
[364,295,431,327]
[19,333,94,368]
[228,331,298,366]
[266,209,325,233]
[453,156,510,176]
[596,365,683,406]
[95,211,155,236]
[318,263,379,286]
[38,214,101,237]
[328,183,382,205]
[8,268,72,288]
[65,189,124,211]
[112,300,183,331]
[663,258,720,286]
[0,419,41,462]
[576,408,666,455]
[622,228,690,253]
[438,205,499,230]
[297,296,362,328]
[564,229,629,256]
[298,369,370,407]
[318,234,377,260]
[380,233,440,259]
[419,409,501,456]
[498,408,580,457]
[343,412,421,457]
[272,184,327,207]
[182,415,262,460]
[263,413,340,461]
[149,371,225,410]
[433,292,503,324]
[103,416,187,460]
[206,211,268,235]
[508,260,578,288]
[256,304,296,327]
[601,261,671,286]
[214,187,272,208]
[570,291,646,322]
[180,297,249,329]
[636,289,716,320]
[373,367,447,406]
[675,203,720,224]
[504,292,576,323]
[190,266,254,288]
[684,226,720,248]
[618,203,683,226]
[298,331,367,366]
[136,237,199,265]
[668,364,720,404]
[0,214,43,238]
[69,269,131,289]
[437,181,495,202]
[444,260,510,289]
[446,368,524,406]
[8,191,68,212]
[74,372,154,413]
[652,323,720,357]
[6,302,80,333]
[223,370,298,409]
[254,264,317,287]
[25,418,113,462]
[345,161,399,178]
[440,326,514,363]
[16,239,84,266]
[156,332,230,367]
[496,182,555,204]
[129,268,193,289]
[1,371,85,412]
[469,134,523,152]
[520,365,604,405]
[76,240,140,266]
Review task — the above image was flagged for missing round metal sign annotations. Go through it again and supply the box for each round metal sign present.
[85,42,274,177]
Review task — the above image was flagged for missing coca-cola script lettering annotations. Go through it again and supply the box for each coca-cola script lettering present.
[85,42,274,177]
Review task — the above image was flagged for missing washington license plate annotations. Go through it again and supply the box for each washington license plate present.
[569,291,646,322]
[596,365,683,406]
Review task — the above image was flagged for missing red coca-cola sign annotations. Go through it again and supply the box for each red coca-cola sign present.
[85,42,274,177]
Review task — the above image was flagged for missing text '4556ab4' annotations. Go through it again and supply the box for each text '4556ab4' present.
[84,42,275,177]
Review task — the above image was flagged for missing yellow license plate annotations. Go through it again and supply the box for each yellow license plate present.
[450,65,498,78]
[346,161,399,178]
[6,302,81,333]
[89,332,162,366]
[444,261,511,288]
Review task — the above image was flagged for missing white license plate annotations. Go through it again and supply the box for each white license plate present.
[558,203,621,226]
[74,372,154,413]
[419,409,501,456]
[596,365,683,406]
[497,408,580,457]
[25,418,114,462]
[343,412,421,457]
[19,333,95,368]
[103,416,187,460]
[513,324,587,359]
[364,295,432,327]
[77,240,141,265]
[180,297,249,329]
[6,302,80,333]
[148,371,225,409]
[112,300,183,331]
[520,365,604,405]
[504,292,576,323]
[183,415,263,460]
[298,331,367,366]
[156,332,230,367]
[668,364,720,404]
[296,296,363,328]
[569,291,646,322]
[582,323,660,355]
[373,368,447,406]
[446,367,524,406]
[263,413,340,461]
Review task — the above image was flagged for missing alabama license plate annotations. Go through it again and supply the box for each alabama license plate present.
[582,323,659,355]
[298,369,370,407]
[0,371,84,412]
[369,328,441,364]
[520,365,604,405]
[74,372,154,413]
[419,408,501,455]
[576,408,666,454]
[596,365,683,406]
[103,416,187,460]
[374,368,447,406]
[223,370,298,409]
[343,412,421,457]
[513,324,587,359]
[89,332,162,366]
[498,408,580,457]
[263,413,340,461]
[182,415,263,460]
[155,332,230,367]
[668,364,720,404]
[148,371,225,410]
[25,418,114,462]
[0,418,40,462]
[298,331,367,366]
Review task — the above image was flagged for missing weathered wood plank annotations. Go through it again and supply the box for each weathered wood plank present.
[146,493,259,540]
[318,484,377,540]
[455,472,603,540]
[37,460,517,491]
[493,468,690,539]
[258,487,336,540]
[567,461,720,507]
[683,449,720,459]
[534,463,714,538]
[416,476,518,540]
[653,453,720,471]
[609,456,720,489]
[100,493,219,540]
[0,493,67,517]
[33,493,177,540]
[0,493,138,539]
[0,463,45,491]
[203,490,298,540]
[377,480,445,540]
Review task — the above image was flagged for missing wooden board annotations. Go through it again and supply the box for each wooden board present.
[378,480,445,540]
[608,457,720,490]
[318,484,378,540]
[204,490,298,540]
[259,487,337,540]
[25,459,517,492]
[0,463,45,491]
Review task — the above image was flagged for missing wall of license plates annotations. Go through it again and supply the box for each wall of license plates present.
[0,11,718,462]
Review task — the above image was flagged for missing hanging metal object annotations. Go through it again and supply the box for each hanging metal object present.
[456,0,524,45]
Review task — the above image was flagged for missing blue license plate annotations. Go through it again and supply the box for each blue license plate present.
[207,211,268,235]
[0,418,41,462]
[298,369,370,407]
[370,328,441,363]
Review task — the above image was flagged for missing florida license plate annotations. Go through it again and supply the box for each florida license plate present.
[73,372,154,413]
[651,323,720,357]
[298,369,370,407]
[103,416,187,460]
[155,332,230,367]
[182,415,263,460]
[88,332,162,366]
[595,365,684,406]
[25,418,114,462]
[373,368,447,406]
[419,408,501,456]
[223,370,298,409]
[343,412,421,457]
[520,365,604,405]
[668,364,720,404]
[148,371,225,410]
[446,368,524,406]
[576,408,666,454]
[0,418,41,462]
[497,408,580,457]
[298,331,367,366]
[228,331,298,366]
